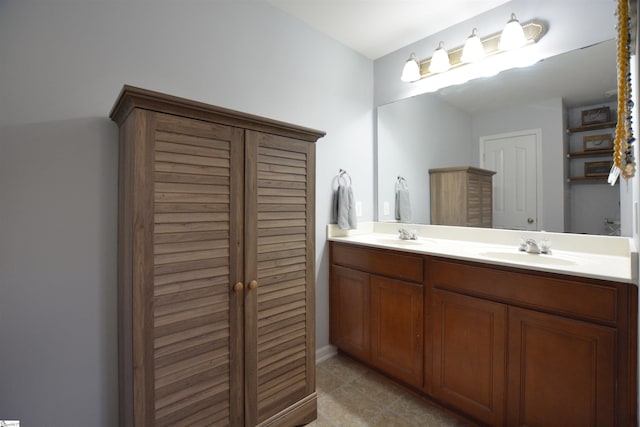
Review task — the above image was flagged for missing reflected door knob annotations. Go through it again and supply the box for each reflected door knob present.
[527,217,534,224]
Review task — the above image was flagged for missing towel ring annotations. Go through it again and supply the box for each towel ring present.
[396,176,408,190]
[335,169,352,188]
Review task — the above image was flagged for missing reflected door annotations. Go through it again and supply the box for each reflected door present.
[480,129,540,231]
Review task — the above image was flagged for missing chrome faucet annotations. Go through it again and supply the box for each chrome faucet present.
[398,228,417,240]
[519,238,551,254]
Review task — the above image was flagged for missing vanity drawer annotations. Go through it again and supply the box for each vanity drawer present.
[430,258,618,325]
[331,243,423,283]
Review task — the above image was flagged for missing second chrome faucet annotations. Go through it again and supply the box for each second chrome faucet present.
[398,228,417,240]
[519,238,551,254]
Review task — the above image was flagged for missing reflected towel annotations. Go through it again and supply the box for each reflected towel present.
[331,188,339,224]
[395,178,411,222]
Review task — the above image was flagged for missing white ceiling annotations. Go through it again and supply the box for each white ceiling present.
[267,0,512,59]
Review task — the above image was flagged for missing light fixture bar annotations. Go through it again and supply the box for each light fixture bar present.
[416,19,546,79]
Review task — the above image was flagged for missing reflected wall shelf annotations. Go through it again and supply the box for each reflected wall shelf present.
[567,176,616,183]
[567,113,615,182]
[567,148,614,158]
[567,121,617,133]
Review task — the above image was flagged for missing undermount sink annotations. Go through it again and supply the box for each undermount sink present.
[479,251,577,266]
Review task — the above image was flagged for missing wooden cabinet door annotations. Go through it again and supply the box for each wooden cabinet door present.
[330,265,371,363]
[370,275,423,388]
[147,112,245,426]
[432,289,507,427]
[507,307,616,427]
[244,130,316,426]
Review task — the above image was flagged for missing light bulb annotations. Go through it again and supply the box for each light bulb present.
[429,42,451,74]
[461,28,485,63]
[400,53,421,82]
[499,13,526,51]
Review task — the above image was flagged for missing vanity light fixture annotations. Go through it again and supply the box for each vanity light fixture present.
[499,13,527,51]
[400,14,546,83]
[461,28,485,63]
[428,41,451,73]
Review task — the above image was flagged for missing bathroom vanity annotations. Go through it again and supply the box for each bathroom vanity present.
[328,223,638,427]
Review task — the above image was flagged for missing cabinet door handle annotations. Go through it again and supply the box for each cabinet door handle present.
[249,280,258,290]
[233,282,244,292]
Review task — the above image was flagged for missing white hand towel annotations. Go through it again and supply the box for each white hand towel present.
[337,184,358,230]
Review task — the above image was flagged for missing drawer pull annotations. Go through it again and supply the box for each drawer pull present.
[249,280,258,290]
[233,282,244,292]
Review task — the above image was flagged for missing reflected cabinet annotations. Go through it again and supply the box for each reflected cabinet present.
[111,86,324,426]
[429,166,495,227]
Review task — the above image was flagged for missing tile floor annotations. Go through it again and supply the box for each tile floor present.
[307,354,476,427]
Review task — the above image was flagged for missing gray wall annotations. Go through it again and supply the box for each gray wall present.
[0,1,373,425]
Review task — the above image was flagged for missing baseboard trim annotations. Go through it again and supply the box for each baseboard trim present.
[316,345,337,363]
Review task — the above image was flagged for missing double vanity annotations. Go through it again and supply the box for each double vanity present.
[328,222,638,426]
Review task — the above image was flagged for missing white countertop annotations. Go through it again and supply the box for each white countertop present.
[327,222,638,284]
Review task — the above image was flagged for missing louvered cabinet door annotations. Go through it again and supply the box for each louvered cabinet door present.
[244,130,316,426]
[132,111,245,426]
[152,112,246,426]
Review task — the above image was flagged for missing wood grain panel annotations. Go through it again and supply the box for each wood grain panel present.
[431,258,618,325]
[155,161,229,177]
[507,306,616,426]
[155,140,230,159]
[155,131,231,150]
[154,112,234,140]
[117,108,137,426]
[370,276,423,388]
[332,243,423,283]
[244,131,315,425]
[155,152,229,169]
[432,289,507,426]
[154,172,229,185]
[151,113,241,425]
[155,312,228,346]
[330,265,371,362]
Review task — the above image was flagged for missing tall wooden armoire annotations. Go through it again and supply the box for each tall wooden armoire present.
[110,85,324,426]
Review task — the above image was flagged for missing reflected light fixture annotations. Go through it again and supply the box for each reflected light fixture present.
[461,28,485,63]
[499,13,527,50]
[400,53,421,82]
[429,42,451,73]
[400,14,545,83]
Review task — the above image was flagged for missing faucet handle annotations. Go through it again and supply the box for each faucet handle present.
[518,238,527,252]
[540,239,552,254]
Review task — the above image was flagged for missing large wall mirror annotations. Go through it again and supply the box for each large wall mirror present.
[377,39,626,236]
